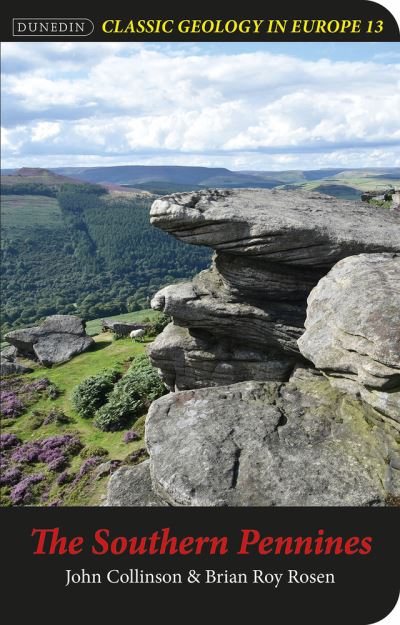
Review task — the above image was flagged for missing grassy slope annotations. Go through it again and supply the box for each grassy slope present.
[2,334,151,506]
[286,173,400,196]
[1,195,63,232]
[85,309,160,336]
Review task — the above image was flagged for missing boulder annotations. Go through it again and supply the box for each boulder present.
[298,254,400,423]
[0,360,33,377]
[5,315,94,367]
[144,369,399,507]
[0,345,18,361]
[102,319,147,337]
[106,460,167,506]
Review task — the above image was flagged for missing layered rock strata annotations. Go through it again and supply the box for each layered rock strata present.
[149,189,400,391]
[107,189,400,506]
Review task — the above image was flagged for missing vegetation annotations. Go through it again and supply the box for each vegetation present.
[0,332,162,506]
[85,309,160,336]
[72,369,121,419]
[1,173,211,336]
[93,355,165,431]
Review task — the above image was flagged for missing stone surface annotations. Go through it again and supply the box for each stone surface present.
[214,253,323,301]
[0,360,33,376]
[102,320,147,337]
[150,189,400,268]
[106,460,167,506]
[0,346,18,361]
[5,315,94,367]
[151,271,306,354]
[148,323,297,390]
[145,369,400,507]
[298,254,400,422]
[149,189,400,392]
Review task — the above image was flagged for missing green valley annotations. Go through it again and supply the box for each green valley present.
[0,169,211,336]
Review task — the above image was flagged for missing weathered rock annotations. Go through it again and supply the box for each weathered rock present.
[102,320,147,337]
[298,254,400,423]
[130,189,400,507]
[150,189,400,268]
[151,271,306,354]
[0,360,33,376]
[0,345,18,361]
[148,323,297,390]
[149,189,400,392]
[214,253,323,301]
[145,369,400,507]
[106,460,167,506]
[94,461,113,480]
[5,315,94,367]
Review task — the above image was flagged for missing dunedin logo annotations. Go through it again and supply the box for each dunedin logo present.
[12,18,94,37]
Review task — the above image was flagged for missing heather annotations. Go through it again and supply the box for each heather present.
[0,332,159,506]
[124,430,140,443]
[10,434,82,469]
[0,377,55,419]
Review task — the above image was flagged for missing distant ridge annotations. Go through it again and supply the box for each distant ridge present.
[1,165,399,196]
[1,167,88,186]
[48,165,400,190]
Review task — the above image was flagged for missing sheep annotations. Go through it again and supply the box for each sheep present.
[129,328,145,342]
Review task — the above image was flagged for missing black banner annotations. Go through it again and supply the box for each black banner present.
[0,1,399,41]
[1,507,399,622]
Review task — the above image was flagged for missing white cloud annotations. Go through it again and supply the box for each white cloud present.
[31,121,60,142]
[1,43,399,169]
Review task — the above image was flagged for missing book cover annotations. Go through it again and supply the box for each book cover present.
[1,2,399,622]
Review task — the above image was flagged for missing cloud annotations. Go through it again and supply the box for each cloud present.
[1,43,399,169]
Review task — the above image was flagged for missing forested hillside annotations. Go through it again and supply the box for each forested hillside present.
[1,170,211,336]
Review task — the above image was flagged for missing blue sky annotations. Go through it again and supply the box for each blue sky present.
[1,41,399,170]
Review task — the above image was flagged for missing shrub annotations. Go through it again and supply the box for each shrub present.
[0,433,21,450]
[0,391,25,418]
[124,430,140,443]
[123,430,140,443]
[0,377,53,419]
[43,408,73,425]
[125,449,148,465]
[28,416,44,431]
[47,384,61,400]
[93,397,142,432]
[10,473,45,505]
[72,369,120,418]
[80,445,109,459]
[146,313,171,337]
[0,466,22,486]
[10,434,82,469]
[93,355,165,432]
[57,471,73,486]
[74,457,102,481]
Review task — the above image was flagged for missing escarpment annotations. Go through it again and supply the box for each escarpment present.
[107,189,400,507]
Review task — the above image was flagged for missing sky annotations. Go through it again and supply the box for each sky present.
[1,41,400,171]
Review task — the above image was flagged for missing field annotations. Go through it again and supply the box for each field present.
[85,309,161,336]
[1,195,63,232]
[280,170,400,199]
[1,333,154,506]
